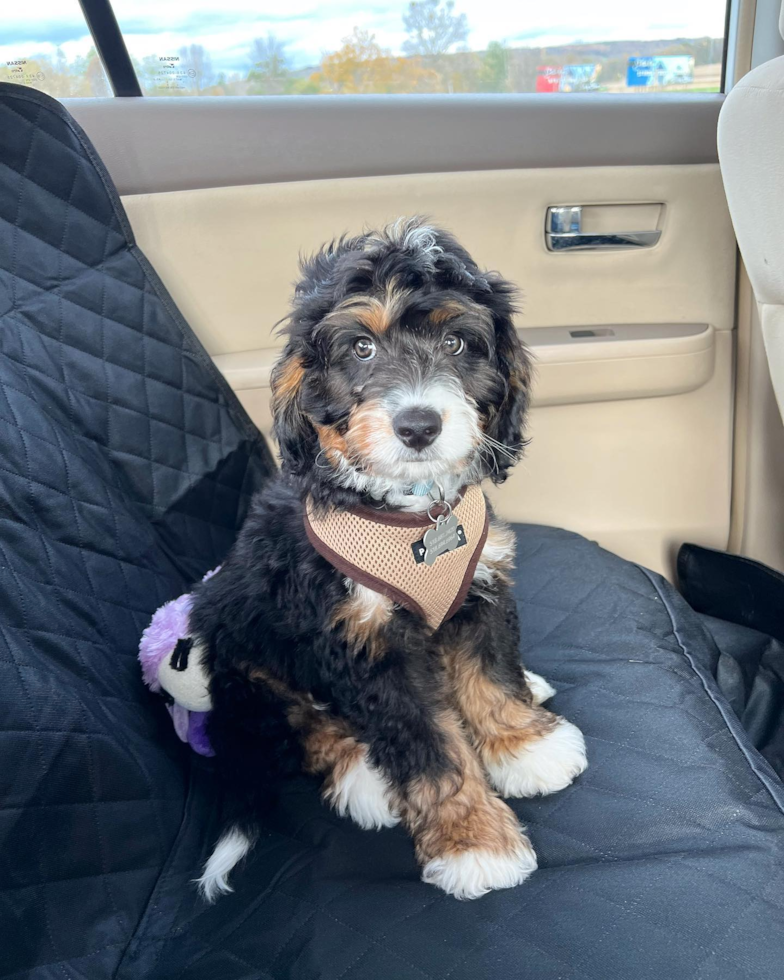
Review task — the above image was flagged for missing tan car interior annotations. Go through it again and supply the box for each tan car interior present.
[66,7,784,583]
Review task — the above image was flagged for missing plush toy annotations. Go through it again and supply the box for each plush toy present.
[138,569,219,757]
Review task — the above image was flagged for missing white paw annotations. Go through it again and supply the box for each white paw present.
[486,718,587,798]
[524,670,556,705]
[422,837,537,900]
[325,749,401,830]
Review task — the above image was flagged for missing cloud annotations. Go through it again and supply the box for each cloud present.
[507,27,564,43]
[2,19,91,49]
[116,9,316,37]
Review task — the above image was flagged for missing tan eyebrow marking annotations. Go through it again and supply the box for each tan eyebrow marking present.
[323,285,411,335]
[429,301,469,326]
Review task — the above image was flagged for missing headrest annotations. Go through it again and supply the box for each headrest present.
[718,55,784,307]
[781,0,784,41]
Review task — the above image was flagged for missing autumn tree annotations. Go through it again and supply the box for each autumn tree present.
[311,28,438,94]
[403,0,468,57]
[46,48,73,96]
[4,58,53,93]
[133,55,163,93]
[248,34,290,95]
[41,48,110,97]
[5,47,109,99]
[72,48,111,97]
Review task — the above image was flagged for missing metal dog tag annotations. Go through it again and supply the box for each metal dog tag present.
[412,515,467,566]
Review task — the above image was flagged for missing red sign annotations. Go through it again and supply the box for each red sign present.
[536,66,562,93]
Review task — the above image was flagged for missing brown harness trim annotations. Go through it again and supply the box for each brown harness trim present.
[444,508,490,620]
[348,489,467,527]
[303,494,489,631]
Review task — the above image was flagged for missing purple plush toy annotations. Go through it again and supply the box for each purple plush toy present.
[138,569,219,757]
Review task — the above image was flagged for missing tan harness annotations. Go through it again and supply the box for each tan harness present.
[304,486,489,631]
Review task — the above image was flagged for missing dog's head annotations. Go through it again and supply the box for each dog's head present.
[271,218,532,503]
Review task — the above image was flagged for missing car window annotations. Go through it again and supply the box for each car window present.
[110,0,730,96]
[2,2,111,98]
[4,1,729,98]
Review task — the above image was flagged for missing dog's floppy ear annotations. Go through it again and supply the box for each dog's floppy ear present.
[484,276,533,483]
[270,344,318,474]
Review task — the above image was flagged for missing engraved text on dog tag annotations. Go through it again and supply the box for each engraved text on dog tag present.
[412,515,467,565]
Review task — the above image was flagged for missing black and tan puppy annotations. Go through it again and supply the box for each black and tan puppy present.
[190,218,587,901]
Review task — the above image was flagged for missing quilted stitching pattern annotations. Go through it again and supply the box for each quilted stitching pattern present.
[0,84,274,979]
[127,528,784,980]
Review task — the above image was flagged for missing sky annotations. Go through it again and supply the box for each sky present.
[2,1,729,75]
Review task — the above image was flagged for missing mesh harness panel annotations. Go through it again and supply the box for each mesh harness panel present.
[304,486,489,630]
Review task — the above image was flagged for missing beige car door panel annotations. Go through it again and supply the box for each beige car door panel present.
[212,324,716,410]
[70,98,735,579]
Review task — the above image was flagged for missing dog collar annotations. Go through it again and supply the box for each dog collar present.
[406,480,434,496]
[304,485,489,631]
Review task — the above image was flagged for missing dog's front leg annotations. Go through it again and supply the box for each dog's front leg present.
[331,663,537,900]
[287,702,401,831]
[440,590,587,799]
[404,706,538,899]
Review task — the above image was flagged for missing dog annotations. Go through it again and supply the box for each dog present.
[188,217,587,901]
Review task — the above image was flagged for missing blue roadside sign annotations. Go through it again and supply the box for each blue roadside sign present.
[627,55,694,87]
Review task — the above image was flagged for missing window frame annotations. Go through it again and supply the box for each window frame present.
[78,0,141,96]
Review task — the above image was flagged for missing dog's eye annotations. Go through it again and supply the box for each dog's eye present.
[443,334,464,356]
[353,337,377,361]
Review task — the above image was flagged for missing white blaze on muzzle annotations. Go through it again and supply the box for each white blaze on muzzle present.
[368,382,480,478]
[304,486,489,631]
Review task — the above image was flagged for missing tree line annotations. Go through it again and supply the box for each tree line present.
[7,0,723,99]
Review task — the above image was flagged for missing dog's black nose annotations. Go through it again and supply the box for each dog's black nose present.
[393,407,442,451]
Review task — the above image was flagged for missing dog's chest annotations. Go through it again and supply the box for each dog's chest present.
[305,486,489,630]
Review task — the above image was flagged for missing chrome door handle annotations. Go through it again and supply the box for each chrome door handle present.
[546,206,661,252]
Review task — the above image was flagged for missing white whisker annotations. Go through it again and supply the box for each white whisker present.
[480,434,522,465]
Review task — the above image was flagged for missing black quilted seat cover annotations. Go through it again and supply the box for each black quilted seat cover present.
[138,528,784,980]
[2,84,784,980]
[0,83,274,978]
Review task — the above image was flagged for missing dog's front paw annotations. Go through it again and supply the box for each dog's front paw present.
[325,748,401,830]
[486,717,587,798]
[523,670,556,706]
[422,835,537,900]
